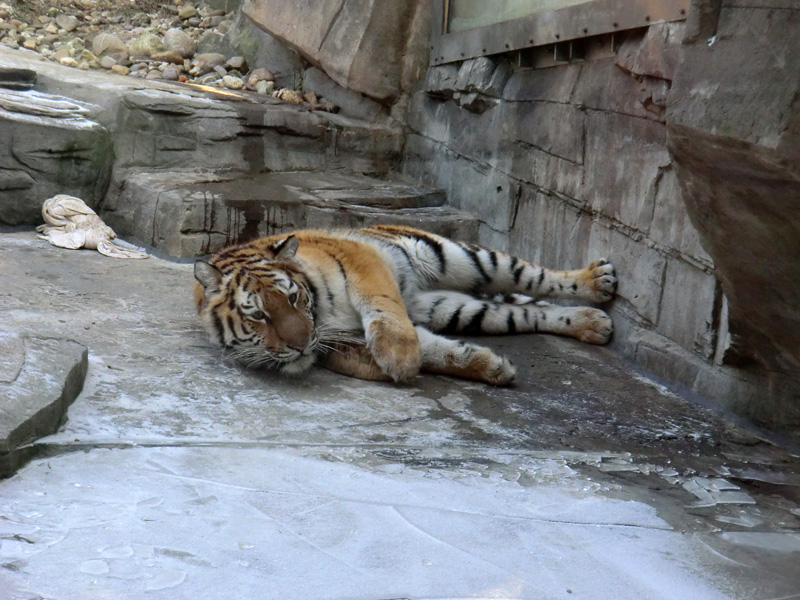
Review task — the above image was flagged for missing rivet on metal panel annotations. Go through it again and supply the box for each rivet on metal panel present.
[504,43,510,48]
[582,28,588,34]
[680,8,686,15]
[644,15,650,21]
[555,33,560,39]
[613,22,618,27]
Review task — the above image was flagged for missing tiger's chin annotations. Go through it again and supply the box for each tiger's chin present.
[278,354,317,376]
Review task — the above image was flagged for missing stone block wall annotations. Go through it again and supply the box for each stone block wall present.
[400,24,777,419]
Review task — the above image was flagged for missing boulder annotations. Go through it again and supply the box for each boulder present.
[0,89,111,225]
[667,5,800,389]
[242,0,422,103]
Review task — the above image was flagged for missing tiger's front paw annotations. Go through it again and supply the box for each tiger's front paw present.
[581,258,617,303]
[367,319,422,382]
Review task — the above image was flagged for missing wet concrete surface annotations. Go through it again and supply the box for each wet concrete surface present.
[1,229,800,599]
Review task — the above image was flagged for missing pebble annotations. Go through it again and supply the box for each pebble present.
[151,50,184,65]
[55,14,79,32]
[92,32,127,58]
[225,56,246,71]
[178,6,197,20]
[99,55,116,69]
[162,27,194,58]
[129,33,164,59]
[59,56,79,67]
[248,67,274,84]
[53,47,71,61]
[274,88,303,104]
[111,64,130,75]
[22,39,37,49]
[254,80,274,95]
[45,23,59,35]
[213,65,227,77]
[145,70,162,80]
[200,16,224,29]
[222,75,244,90]
[162,66,180,81]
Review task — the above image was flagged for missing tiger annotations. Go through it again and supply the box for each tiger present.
[193,225,617,386]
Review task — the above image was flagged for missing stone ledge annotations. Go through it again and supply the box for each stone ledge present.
[0,334,88,477]
[102,169,473,257]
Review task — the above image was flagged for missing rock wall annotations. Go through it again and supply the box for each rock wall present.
[400,15,799,425]
[241,0,430,105]
[667,0,800,421]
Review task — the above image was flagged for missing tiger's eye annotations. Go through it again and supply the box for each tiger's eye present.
[251,310,267,321]
[288,292,298,305]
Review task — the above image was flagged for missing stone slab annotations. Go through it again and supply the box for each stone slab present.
[0,333,87,476]
[103,170,470,257]
[583,111,671,233]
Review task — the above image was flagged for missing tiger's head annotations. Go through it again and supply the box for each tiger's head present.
[193,235,319,374]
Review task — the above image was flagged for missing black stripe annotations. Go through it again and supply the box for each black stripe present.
[442,305,463,334]
[426,296,446,324]
[324,252,348,281]
[379,227,447,274]
[462,304,489,335]
[305,279,319,312]
[538,269,545,285]
[415,234,446,274]
[489,250,499,270]
[211,313,225,344]
[506,310,517,334]
[513,265,525,285]
[463,246,491,283]
[225,315,237,341]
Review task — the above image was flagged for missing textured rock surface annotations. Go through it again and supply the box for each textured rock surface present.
[667,3,800,411]
[400,24,777,420]
[0,88,112,225]
[242,0,424,102]
[0,333,87,477]
[103,170,474,257]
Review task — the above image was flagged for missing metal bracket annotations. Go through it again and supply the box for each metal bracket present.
[431,0,689,66]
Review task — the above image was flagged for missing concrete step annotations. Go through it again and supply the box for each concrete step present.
[102,170,479,257]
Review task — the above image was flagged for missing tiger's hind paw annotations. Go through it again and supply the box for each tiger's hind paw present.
[582,258,617,303]
[574,307,613,345]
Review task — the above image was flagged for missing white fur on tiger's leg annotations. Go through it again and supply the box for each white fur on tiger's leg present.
[411,292,614,345]
[416,327,516,386]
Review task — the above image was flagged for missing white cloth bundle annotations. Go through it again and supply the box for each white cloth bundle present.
[36,195,148,259]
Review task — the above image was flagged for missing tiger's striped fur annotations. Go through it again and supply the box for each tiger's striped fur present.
[193,225,617,386]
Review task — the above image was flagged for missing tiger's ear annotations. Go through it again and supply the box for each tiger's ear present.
[194,260,223,293]
[269,235,298,260]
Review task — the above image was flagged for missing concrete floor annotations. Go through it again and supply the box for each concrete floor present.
[1,230,800,600]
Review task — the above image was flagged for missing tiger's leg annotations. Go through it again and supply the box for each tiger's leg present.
[395,229,616,302]
[409,291,613,345]
[416,326,516,386]
[320,342,393,382]
[335,243,422,382]
[318,336,514,386]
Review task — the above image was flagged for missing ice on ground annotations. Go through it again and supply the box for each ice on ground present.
[0,446,738,600]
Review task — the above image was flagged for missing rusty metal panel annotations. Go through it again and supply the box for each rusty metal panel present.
[431,0,690,65]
